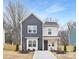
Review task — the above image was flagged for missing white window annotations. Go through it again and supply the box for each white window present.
[48,29,52,35]
[27,38,38,50]
[33,40,36,47]
[28,40,36,47]
[27,25,37,34]
[28,41,32,47]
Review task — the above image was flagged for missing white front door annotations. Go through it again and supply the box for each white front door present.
[26,37,38,51]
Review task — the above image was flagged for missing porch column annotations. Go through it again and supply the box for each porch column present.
[57,38,60,50]
[42,37,44,50]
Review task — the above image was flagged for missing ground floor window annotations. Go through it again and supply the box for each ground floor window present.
[33,40,36,47]
[28,40,36,47]
[27,38,38,50]
[28,41,32,47]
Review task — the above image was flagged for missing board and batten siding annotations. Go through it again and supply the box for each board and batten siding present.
[21,14,43,51]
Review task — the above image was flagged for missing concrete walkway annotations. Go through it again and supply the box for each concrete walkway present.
[33,51,57,59]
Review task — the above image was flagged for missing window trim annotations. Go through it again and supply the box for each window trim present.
[27,25,37,34]
[33,40,36,47]
[48,29,52,35]
[28,41,32,47]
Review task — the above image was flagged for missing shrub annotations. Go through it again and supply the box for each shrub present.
[64,45,66,52]
[59,45,64,51]
[74,45,76,52]
[33,49,35,51]
[4,44,16,51]
[28,49,30,51]
[66,45,74,52]
[16,44,19,51]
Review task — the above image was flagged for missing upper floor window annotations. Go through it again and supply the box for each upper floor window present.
[27,25,37,34]
[48,29,52,35]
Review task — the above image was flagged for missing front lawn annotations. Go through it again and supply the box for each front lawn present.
[53,52,76,59]
[3,50,33,59]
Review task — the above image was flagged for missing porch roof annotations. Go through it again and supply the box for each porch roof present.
[43,36,60,40]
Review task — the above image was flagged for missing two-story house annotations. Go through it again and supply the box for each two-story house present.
[20,13,43,52]
[19,13,60,52]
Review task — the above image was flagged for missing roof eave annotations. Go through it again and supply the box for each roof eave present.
[19,13,43,24]
[19,13,32,24]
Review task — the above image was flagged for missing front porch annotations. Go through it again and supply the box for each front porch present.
[43,36,60,51]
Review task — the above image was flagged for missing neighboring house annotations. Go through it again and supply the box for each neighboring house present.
[69,26,76,45]
[19,13,60,51]
[58,22,76,46]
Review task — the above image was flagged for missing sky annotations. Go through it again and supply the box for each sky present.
[3,0,76,25]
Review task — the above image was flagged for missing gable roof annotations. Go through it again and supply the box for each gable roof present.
[19,13,42,23]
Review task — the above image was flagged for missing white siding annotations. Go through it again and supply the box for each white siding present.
[43,27,58,36]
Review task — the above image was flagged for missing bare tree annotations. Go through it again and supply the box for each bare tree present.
[58,30,69,45]
[3,0,28,44]
[67,21,76,44]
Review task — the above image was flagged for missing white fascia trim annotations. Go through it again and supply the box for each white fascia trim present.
[31,12,43,23]
[19,12,43,24]
[25,37,39,39]
[19,13,32,23]
[20,23,22,51]
[42,24,44,50]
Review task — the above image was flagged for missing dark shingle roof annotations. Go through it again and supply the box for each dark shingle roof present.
[44,21,59,27]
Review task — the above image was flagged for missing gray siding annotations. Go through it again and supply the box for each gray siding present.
[22,14,42,51]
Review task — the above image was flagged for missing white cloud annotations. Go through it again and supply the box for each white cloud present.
[31,3,65,23]
[35,13,48,22]
[46,3,65,13]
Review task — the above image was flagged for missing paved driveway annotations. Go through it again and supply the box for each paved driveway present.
[33,51,57,59]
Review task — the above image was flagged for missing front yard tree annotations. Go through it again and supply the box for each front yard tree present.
[3,0,28,44]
